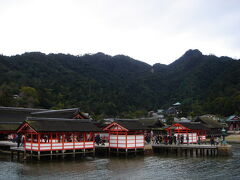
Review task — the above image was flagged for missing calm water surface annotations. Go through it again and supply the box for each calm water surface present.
[0,144,239,180]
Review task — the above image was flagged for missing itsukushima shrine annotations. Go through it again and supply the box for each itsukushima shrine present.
[103,120,145,155]
[165,122,208,144]
[152,144,232,156]
[16,118,101,160]
[0,107,233,160]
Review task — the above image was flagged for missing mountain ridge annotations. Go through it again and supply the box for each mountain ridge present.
[0,49,239,117]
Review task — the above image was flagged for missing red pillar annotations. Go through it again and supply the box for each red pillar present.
[73,132,75,150]
[37,133,40,151]
[117,131,119,149]
[83,132,86,149]
[62,133,64,150]
[50,133,53,151]
[125,132,127,149]
[31,133,33,151]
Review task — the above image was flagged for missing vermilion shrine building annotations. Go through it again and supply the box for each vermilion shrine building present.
[103,120,146,153]
[226,115,240,131]
[166,122,208,143]
[17,117,101,159]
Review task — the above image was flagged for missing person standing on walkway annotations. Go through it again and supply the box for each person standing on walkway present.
[210,136,215,146]
[173,135,177,145]
[17,134,22,147]
[186,135,189,145]
[180,134,184,144]
[198,136,201,145]
[216,137,219,145]
[177,134,180,145]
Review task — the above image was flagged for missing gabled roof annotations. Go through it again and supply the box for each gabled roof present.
[114,120,147,130]
[138,118,164,128]
[166,122,208,131]
[166,122,208,130]
[178,122,208,130]
[30,108,89,119]
[0,122,22,131]
[0,106,46,123]
[18,117,101,132]
[226,115,240,122]
[195,116,222,129]
[104,119,147,131]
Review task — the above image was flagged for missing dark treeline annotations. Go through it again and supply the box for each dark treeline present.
[0,49,239,118]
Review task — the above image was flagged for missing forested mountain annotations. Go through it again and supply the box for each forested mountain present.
[0,49,239,117]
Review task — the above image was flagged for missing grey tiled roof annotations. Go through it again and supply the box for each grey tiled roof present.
[23,118,101,132]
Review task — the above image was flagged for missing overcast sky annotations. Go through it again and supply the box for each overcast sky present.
[0,0,240,64]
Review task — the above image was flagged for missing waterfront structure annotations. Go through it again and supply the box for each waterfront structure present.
[139,118,165,135]
[0,107,90,137]
[166,122,208,143]
[194,115,223,137]
[152,144,232,156]
[226,115,240,131]
[30,108,90,119]
[0,106,45,139]
[103,120,146,153]
[16,117,101,159]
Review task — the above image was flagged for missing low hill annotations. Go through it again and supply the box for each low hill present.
[0,50,239,117]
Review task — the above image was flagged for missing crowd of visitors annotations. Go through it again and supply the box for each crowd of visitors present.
[147,134,186,145]
[145,134,222,146]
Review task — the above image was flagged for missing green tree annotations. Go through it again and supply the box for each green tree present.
[17,86,39,108]
[0,85,14,106]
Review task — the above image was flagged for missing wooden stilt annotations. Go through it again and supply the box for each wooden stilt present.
[11,151,14,160]
[93,148,95,157]
[23,150,27,160]
[38,151,40,160]
[50,151,53,160]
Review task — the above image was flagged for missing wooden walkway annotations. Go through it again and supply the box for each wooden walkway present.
[152,144,232,156]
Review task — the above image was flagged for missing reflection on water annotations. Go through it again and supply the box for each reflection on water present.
[0,144,240,180]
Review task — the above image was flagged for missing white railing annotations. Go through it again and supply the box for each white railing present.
[109,135,144,149]
[25,141,94,151]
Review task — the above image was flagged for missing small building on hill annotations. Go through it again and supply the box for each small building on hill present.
[17,117,101,157]
[226,115,240,131]
[103,120,147,153]
[194,116,223,137]
[166,122,208,143]
[165,107,180,116]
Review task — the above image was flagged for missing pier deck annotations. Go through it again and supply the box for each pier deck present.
[153,144,217,149]
[152,144,232,156]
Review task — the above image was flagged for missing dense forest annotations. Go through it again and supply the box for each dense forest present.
[0,49,239,118]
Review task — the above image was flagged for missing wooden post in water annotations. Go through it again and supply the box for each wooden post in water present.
[11,150,14,160]
[38,151,40,161]
[193,149,196,157]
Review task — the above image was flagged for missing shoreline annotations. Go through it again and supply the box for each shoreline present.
[226,134,240,143]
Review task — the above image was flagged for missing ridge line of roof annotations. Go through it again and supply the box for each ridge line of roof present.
[0,122,22,124]
[30,108,79,114]
[0,106,46,112]
[26,117,92,122]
